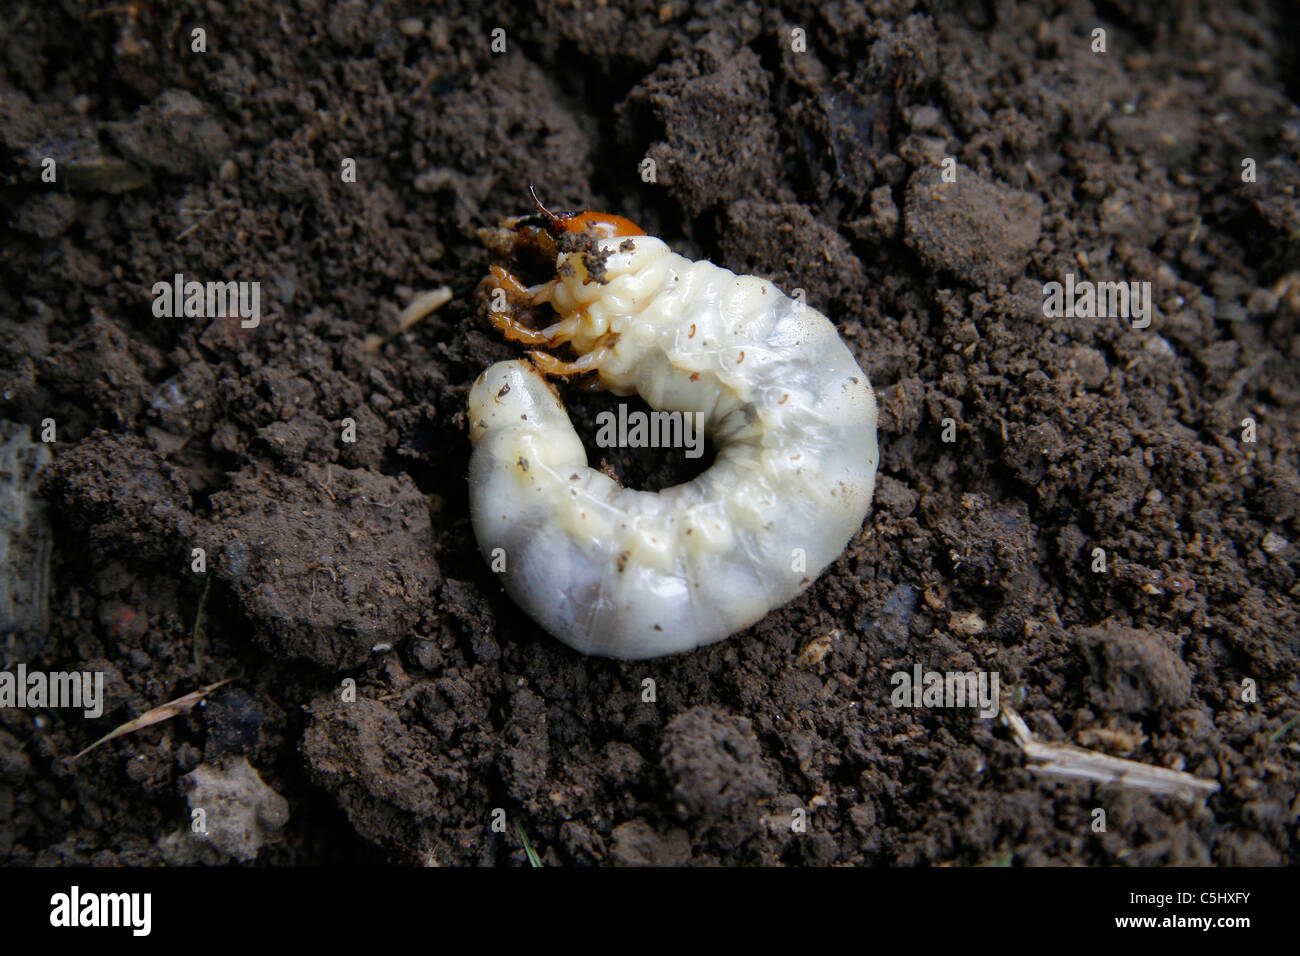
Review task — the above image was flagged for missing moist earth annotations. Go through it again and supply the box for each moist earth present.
[1,1,1297,865]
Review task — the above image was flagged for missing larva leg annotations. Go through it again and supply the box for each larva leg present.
[487,309,552,346]
[488,263,533,299]
[487,264,559,309]
[526,348,606,377]
[488,309,582,349]
[484,266,582,348]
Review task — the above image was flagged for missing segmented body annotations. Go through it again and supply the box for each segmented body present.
[468,232,878,659]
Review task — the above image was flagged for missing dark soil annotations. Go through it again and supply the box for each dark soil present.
[2,0,1297,866]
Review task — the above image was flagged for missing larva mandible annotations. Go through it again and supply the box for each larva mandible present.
[467,192,879,660]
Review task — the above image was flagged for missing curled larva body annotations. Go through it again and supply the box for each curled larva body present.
[469,233,878,660]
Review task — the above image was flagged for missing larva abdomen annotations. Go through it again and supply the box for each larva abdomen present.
[469,234,878,659]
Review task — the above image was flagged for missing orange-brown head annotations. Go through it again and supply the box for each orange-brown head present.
[522,185,644,240]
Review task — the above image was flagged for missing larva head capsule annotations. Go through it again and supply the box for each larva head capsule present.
[520,184,644,242]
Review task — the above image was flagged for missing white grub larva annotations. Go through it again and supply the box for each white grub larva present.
[468,193,879,660]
